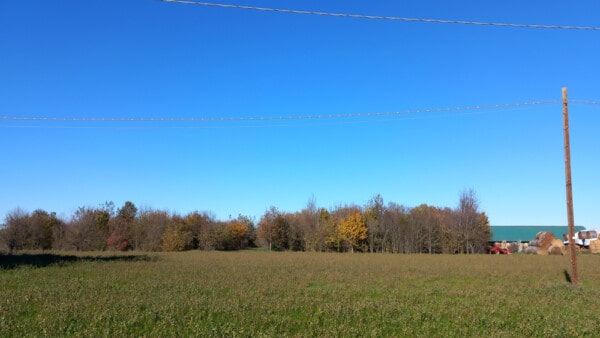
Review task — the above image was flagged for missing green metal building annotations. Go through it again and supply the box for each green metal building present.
[489,226,586,243]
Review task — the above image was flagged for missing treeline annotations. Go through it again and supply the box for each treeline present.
[257,190,490,254]
[0,201,256,253]
[0,190,491,254]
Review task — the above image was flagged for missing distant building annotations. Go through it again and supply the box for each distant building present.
[489,226,586,243]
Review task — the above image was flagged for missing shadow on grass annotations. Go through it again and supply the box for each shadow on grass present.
[0,253,156,270]
[563,269,572,284]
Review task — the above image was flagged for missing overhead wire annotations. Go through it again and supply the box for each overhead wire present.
[158,0,600,31]
[571,99,600,105]
[0,100,561,123]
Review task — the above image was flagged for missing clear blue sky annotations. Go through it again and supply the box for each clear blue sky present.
[1,0,599,226]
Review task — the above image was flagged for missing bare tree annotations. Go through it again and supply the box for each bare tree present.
[29,209,61,250]
[1,208,30,253]
[455,189,490,254]
[68,207,110,251]
[365,194,385,253]
[298,197,320,251]
[133,208,169,251]
[383,203,409,253]
[257,207,289,251]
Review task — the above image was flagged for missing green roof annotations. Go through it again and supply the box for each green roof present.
[490,226,586,243]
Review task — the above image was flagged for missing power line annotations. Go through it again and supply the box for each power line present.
[0,106,547,130]
[158,0,600,31]
[0,100,560,123]
[571,99,600,105]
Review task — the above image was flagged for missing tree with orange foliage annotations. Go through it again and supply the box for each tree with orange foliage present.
[226,220,248,250]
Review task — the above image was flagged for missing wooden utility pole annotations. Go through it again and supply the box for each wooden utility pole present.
[563,87,578,285]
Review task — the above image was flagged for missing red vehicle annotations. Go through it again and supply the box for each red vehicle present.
[489,243,511,254]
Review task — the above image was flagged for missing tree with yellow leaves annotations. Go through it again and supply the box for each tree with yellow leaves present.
[337,210,368,253]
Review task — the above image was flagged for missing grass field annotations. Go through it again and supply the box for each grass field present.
[1,251,599,337]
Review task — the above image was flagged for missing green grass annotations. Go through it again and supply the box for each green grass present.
[1,251,599,337]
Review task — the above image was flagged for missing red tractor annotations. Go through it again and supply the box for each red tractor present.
[489,243,511,254]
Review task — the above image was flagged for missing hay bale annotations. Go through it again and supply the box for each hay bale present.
[589,240,600,254]
[533,232,555,249]
[550,239,564,248]
[577,230,598,240]
[548,246,564,255]
[528,239,542,247]
[524,246,539,254]
[548,238,567,255]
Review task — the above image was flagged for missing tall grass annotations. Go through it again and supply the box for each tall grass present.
[1,251,599,337]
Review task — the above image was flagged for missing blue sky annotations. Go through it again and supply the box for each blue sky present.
[1,0,599,226]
